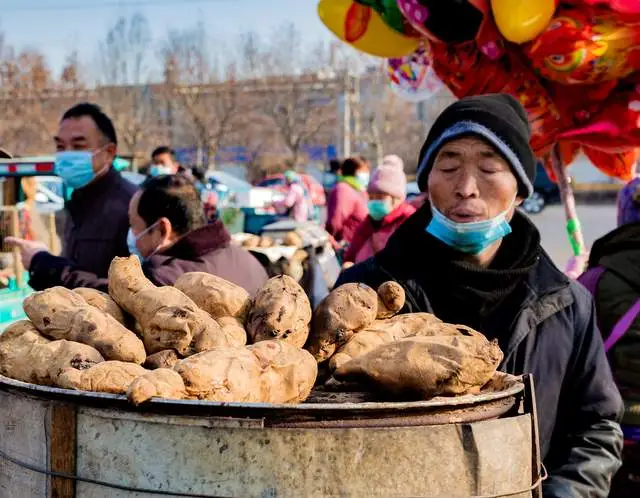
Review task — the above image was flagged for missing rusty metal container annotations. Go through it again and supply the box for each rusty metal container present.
[0,373,542,498]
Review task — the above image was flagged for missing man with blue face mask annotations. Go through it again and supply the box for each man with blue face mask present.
[337,94,623,498]
[6,103,136,290]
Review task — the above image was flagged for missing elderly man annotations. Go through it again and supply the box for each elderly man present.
[338,94,623,498]
[6,103,136,289]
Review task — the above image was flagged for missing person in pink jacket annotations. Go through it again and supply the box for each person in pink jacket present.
[344,155,416,264]
[273,170,311,222]
[326,156,370,244]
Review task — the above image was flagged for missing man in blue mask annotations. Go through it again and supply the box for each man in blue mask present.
[6,103,136,290]
[337,94,623,498]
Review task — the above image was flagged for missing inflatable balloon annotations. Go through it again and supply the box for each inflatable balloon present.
[558,75,640,152]
[318,0,420,58]
[386,46,444,102]
[583,147,637,181]
[525,7,640,85]
[491,0,556,44]
[430,42,562,156]
[354,0,418,36]
[396,0,503,59]
[564,0,640,15]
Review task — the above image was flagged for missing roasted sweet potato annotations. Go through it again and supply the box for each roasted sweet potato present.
[108,256,155,313]
[376,282,405,319]
[217,317,248,347]
[108,257,235,356]
[127,368,186,405]
[74,287,129,326]
[174,272,251,321]
[0,320,104,386]
[246,275,312,347]
[24,287,146,364]
[329,313,447,371]
[333,333,503,399]
[144,350,180,370]
[306,283,378,362]
[173,340,317,403]
[57,361,147,394]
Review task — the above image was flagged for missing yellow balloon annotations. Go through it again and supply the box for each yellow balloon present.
[491,0,556,44]
[318,0,420,58]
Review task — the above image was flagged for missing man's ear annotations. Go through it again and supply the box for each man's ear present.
[515,195,525,207]
[105,142,117,160]
[158,217,173,239]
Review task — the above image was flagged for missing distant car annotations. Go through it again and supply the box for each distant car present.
[521,163,560,215]
[34,177,64,214]
[257,174,327,207]
[406,181,420,200]
[121,171,146,186]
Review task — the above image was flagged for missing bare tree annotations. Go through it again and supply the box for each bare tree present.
[237,25,338,166]
[97,13,159,161]
[160,23,241,166]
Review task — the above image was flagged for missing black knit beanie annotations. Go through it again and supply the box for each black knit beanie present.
[416,94,536,198]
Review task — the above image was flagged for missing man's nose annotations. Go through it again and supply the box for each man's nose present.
[454,171,480,198]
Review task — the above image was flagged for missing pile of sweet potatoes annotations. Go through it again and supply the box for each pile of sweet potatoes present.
[0,254,502,405]
[306,281,503,399]
[0,256,316,406]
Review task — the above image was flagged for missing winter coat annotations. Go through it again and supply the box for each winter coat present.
[344,203,416,264]
[584,222,640,426]
[326,181,368,244]
[274,182,311,223]
[337,207,623,498]
[29,168,136,290]
[144,220,268,296]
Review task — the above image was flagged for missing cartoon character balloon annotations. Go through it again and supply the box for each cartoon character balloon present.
[524,6,640,85]
[318,0,420,58]
[386,46,444,102]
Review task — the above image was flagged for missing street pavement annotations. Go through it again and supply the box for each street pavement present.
[528,203,617,268]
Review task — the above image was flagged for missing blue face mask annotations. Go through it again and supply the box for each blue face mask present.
[368,199,392,221]
[426,204,513,255]
[127,222,159,261]
[150,165,174,177]
[55,150,105,189]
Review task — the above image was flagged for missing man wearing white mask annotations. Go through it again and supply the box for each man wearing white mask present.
[6,102,136,290]
[337,94,623,498]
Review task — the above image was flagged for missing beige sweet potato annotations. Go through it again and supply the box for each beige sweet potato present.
[306,283,378,362]
[376,282,405,319]
[0,320,104,386]
[74,287,128,326]
[258,236,274,248]
[131,286,226,355]
[173,340,317,403]
[57,361,147,394]
[108,256,155,313]
[108,257,235,356]
[329,313,468,372]
[145,350,180,370]
[127,368,186,405]
[217,317,248,347]
[24,287,146,364]
[246,275,312,348]
[174,272,251,321]
[333,333,503,399]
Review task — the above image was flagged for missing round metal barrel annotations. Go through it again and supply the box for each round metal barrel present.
[0,373,539,498]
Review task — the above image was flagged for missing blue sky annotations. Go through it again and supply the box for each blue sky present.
[1,0,331,74]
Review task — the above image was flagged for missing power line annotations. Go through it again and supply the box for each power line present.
[2,0,237,12]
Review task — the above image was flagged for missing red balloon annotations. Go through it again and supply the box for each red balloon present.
[558,75,640,152]
[524,6,640,85]
[430,42,562,157]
